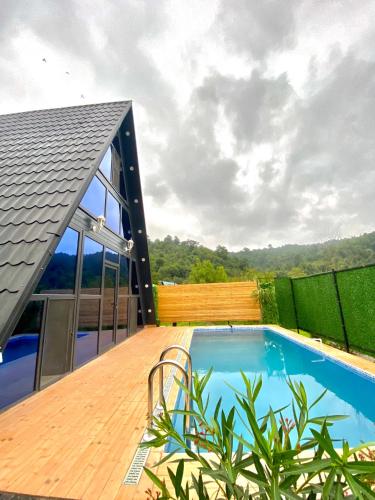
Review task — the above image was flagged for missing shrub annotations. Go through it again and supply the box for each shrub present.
[142,371,375,499]
[254,281,279,324]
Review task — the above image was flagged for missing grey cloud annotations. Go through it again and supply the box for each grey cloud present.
[193,70,295,152]
[221,71,294,150]
[157,47,375,248]
[150,69,297,246]
[152,79,248,225]
[280,51,375,242]
[216,0,299,60]
[144,173,171,204]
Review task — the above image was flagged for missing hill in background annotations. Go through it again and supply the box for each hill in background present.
[148,232,375,283]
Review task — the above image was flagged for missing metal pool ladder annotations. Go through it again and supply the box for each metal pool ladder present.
[147,345,192,435]
[311,338,325,363]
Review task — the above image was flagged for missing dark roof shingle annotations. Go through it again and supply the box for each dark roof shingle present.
[0,101,131,343]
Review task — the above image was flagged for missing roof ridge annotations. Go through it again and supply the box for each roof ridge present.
[0,100,132,119]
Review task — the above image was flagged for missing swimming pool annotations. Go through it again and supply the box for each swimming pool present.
[167,327,375,451]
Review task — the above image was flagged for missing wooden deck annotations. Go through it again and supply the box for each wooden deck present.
[0,326,193,500]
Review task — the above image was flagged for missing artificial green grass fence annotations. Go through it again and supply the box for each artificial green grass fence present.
[275,265,375,356]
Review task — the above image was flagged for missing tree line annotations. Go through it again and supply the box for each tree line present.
[148,231,375,283]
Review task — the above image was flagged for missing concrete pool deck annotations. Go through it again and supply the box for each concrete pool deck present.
[0,325,373,499]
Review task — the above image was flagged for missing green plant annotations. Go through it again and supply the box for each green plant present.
[142,371,375,499]
[254,281,279,324]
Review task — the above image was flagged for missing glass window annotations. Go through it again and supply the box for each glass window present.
[117,255,129,343]
[120,170,127,200]
[106,192,120,233]
[105,247,119,264]
[117,296,128,343]
[99,147,112,180]
[119,256,129,295]
[121,208,132,239]
[101,267,117,349]
[80,176,106,218]
[74,299,100,367]
[81,237,103,295]
[111,149,121,192]
[35,227,78,294]
[131,261,139,294]
[0,301,43,409]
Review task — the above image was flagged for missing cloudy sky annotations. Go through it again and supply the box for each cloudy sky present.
[1,0,375,250]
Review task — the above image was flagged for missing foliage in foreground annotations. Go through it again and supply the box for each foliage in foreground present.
[142,371,375,499]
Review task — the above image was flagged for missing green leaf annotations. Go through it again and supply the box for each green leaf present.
[213,396,222,422]
[240,468,268,489]
[346,472,375,499]
[270,477,281,500]
[309,388,327,410]
[144,467,169,496]
[253,376,263,401]
[175,459,184,497]
[252,452,267,483]
[310,428,341,461]
[233,453,255,471]
[153,450,179,468]
[343,461,375,474]
[322,468,336,498]
[284,458,332,475]
[309,415,347,424]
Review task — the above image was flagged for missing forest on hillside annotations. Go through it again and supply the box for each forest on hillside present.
[148,232,375,284]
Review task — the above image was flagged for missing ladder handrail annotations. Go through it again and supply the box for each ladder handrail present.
[147,359,190,431]
[159,345,192,409]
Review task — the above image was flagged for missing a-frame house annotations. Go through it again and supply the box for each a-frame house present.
[0,101,155,409]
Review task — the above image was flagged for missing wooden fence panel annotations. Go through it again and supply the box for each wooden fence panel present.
[157,281,261,322]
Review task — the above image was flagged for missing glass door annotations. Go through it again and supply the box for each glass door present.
[39,298,75,388]
[100,266,118,351]
[116,255,130,343]
[128,296,138,335]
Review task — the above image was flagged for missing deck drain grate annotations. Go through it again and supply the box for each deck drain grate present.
[123,446,150,485]
[123,332,189,485]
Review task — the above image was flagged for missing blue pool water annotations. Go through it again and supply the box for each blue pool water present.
[167,328,375,450]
